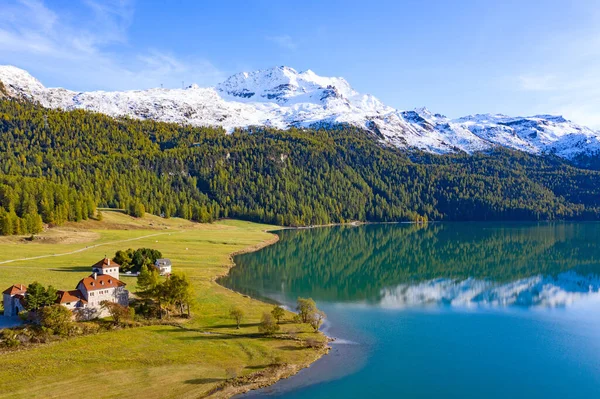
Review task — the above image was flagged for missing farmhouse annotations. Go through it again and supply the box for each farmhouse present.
[154,258,172,275]
[2,258,129,319]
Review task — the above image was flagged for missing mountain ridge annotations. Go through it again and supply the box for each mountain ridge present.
[1,64,599,160]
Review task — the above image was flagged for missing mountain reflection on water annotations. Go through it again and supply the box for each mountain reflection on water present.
[222,222,600,308]
[379,272,600,308]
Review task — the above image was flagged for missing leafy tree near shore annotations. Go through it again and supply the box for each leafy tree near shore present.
[308,309,326,332]
[296,297,317,323]
[295,297,326,332]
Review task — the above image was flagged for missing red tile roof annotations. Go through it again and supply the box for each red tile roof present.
[92,258,120,270]
[56,289,87,304]
[78,274,126,292]
[2,284,27,296]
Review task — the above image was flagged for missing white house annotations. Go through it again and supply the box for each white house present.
[2,284,27,317]
[3,258,129,320]
[154,258,172,276]
[91,257,121,280]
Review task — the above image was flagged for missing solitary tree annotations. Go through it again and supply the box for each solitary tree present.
[258,312,280,335]
[271,305,285,324]
[229,307,244,329]
[296,297,317,323]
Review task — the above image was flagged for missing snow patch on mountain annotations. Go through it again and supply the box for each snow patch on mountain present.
[378,271,600,308]
[1,64,599,160]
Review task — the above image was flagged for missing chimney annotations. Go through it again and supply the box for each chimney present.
[108,259,111,265]
[93,272,97,280]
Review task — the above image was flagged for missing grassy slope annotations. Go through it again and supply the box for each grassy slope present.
[0,211,325,398]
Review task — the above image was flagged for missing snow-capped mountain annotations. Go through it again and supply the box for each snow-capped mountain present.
[1,64,599,160]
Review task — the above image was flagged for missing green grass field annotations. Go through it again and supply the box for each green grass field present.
[0,211,325,398]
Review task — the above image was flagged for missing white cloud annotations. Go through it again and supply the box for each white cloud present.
[0,0,225,90]
[266,34,297,50]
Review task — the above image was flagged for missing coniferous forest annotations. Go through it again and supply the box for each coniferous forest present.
[1,99,599,235]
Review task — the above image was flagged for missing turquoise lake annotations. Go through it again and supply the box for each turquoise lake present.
[221,222,600,398]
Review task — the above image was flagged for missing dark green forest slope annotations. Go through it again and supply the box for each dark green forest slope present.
[1,99,599,234]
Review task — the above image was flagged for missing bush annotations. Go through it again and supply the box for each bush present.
[39,304,72,336]
[258,312,280,335]
[0,329,20,348]
[303,338,325,349]
[225,367,238,380]
[101,301,134,325]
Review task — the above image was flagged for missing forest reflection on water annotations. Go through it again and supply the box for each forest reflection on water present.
[223,222,600,308]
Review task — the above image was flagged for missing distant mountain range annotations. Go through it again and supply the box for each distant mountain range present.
[1,64,599,160]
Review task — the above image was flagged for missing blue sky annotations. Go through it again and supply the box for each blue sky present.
[1,0,599,127]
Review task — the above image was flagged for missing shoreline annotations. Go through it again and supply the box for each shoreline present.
[209,228,330,399]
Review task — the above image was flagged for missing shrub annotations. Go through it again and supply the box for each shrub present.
[39,304,72,336]
[258,312,280,335]
[0,329,20,348]
[100,301,134,325]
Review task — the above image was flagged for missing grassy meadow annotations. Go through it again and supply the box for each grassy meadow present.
[0,211,326,398]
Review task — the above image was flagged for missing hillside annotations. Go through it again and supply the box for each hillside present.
[1,99,600,235]
[0,210,326,398]
[1,65,600,160]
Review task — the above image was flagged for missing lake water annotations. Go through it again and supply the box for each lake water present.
[221,222,600,398]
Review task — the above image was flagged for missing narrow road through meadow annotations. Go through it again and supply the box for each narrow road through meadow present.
[0,230,183,265]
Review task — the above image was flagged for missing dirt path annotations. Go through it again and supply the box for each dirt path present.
[0,230,183,265]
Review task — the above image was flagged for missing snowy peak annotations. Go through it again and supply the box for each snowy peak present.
[216,66,356,104]
[0,64,599,161]
[0,65,46,97]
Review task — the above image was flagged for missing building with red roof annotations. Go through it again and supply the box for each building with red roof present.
[2,258,129,319]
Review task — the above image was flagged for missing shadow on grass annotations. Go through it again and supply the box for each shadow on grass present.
[152,323,259,334]
[185,378,224,385]
[177,332,264,340]
[48,266,91,273]
[207,323,260,329]
[278,345,305,351]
